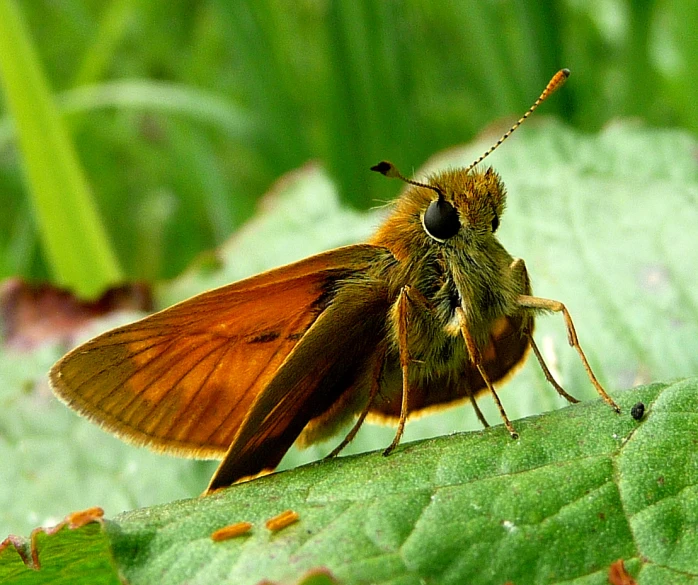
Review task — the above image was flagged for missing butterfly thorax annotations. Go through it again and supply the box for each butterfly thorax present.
[371,166,528,359]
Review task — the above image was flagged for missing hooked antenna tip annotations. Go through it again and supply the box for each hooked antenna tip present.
[370,161,400,178]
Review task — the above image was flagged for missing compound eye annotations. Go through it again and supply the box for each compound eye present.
[423,198,460,241]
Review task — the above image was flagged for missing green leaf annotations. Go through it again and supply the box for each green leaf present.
[2,121,697,581]
[0,520,120,585]
[3,381,697,584]
[106,381,696,585]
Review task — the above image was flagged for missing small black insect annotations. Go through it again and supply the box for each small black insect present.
[630,402,645,421]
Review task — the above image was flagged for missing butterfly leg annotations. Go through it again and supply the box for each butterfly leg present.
[517,295,620,413]
[383,285,416,456]
[467,386,491,430]
[326,344,387,459]
[524,325,579,404]
[510,258,579,404]
[384,285,491,455]
[396,286,490,430]
[456,307,519,439]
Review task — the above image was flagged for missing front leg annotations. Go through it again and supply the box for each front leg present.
[384,285,491,457]
[456,307,519,439]
[383,285,416,456]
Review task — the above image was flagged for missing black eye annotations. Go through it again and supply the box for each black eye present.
[491,214,499,232]
[423,198,460,241]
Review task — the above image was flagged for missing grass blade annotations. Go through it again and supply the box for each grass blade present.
[0,0,122,298]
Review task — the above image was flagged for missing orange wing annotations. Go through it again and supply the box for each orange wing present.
[49,244,390,460]
[207,274,392,490]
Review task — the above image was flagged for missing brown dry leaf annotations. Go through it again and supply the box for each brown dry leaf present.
[608,559,637,585]
[0,278,152,350]
[0,506,105,570]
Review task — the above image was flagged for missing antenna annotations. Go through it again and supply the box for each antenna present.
[370,160,445,201]
[464,68,570,174]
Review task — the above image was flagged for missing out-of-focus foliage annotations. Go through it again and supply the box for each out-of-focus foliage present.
[0,0,695,289]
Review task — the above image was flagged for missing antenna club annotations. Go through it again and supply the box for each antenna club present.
[463,69,570,174]
[544,68,571,98]
[371,161,445,201]
[371,161,401,178]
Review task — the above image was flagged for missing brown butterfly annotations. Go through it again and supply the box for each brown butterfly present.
[50,69,619,493]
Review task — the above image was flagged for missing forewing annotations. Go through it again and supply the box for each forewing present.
[207,278,391,491]
[50,245,387,458]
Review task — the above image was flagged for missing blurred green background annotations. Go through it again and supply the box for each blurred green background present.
[0,0,695,294]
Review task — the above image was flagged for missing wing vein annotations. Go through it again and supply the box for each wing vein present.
[198,306,319,446]
[159,337,237,438]
[125,336,231,430]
